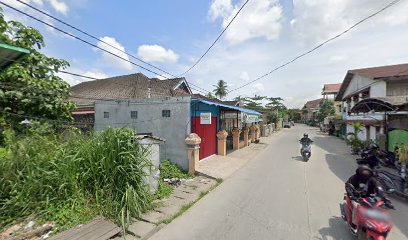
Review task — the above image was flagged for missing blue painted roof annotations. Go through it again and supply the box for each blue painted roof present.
[192,98,262,116]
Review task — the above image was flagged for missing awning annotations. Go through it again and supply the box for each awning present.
[0,43,30,70]
[192,98,262,115]
[351,97,408,113]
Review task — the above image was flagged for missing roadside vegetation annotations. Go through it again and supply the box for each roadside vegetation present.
[155,160,191,199]
[0,127,152,232]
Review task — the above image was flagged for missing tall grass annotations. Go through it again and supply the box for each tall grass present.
[0,127,152,230]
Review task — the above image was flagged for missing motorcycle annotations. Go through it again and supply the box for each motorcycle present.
[357,159,408,201]
[341,183,393,240]
[300,140,312,162]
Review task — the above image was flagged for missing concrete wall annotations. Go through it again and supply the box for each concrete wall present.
[94,97,191,170]
[370,81,386,97]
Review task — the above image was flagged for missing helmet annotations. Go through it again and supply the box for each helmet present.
[304,133,308,138]
[356,165,373,181]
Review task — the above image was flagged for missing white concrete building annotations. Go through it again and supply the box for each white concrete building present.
[336,63,408,142]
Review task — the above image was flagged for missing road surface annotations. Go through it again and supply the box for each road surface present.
[150,124,408,240]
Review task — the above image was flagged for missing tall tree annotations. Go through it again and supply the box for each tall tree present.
[316,100,335,122]
[0,9,74,135]
[242,95,266,114]
[213,80,228,99]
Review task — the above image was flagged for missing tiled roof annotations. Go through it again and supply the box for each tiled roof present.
[303,98,323,109]
[70,73,190,106]
[336,63,408,101]
[350,63,408,79]
[323,83,342,92]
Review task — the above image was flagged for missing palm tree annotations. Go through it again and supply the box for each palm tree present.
[213,80,228,99]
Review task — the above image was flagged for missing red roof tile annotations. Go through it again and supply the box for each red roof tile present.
[323,83,342,91]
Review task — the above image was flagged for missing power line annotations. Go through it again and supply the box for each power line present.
[227,0,402,94]
[6,0,213,94]
[0,1,171,79]
[1,1,214,94]
[0,56,209,97]
[179,0,250,76]
[13,0,176,78]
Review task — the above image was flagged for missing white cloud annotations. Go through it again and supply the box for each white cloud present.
[239,71,250,82]
[291,0,408,44]
[252,83,265,93]
[97,36,133,70]
[209,0,283,45]
[137,44,179,63]
[47,0,68,15]
[185,12,408,108]
[83,70,109,80]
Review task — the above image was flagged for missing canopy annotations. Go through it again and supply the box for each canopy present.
[0,43,30,70]
[351,97,408,113]
[192,98,262,115]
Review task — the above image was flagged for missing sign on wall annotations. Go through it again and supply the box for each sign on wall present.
[200,112,212,124]
[243,113,259,123]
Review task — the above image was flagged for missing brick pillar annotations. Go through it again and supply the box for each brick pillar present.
[185,133,201,175]
[250,125,256,142]
[232,127,241,150]
[216,130,228,156]
[243,126,250,147]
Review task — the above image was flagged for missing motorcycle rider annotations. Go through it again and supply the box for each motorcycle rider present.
[299,133,313,157]
[345,165,394,228]
[299,133,313,144]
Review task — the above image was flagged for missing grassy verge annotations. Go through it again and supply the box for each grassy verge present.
[0,127,152,232]
[154,160,191,200]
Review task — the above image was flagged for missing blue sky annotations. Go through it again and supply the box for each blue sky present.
[2,0,408,108]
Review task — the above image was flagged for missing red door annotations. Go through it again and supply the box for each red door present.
[193,117,217,160]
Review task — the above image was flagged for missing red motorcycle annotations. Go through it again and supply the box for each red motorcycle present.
[341,184,393,240]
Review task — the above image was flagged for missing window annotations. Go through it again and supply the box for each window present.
[162,110,171,118]
[131,111,138,119]
[103,112,109,118]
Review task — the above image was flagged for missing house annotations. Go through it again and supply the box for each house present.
[322,83,342,117]
[301,98,323,122]
[70,73,262,170]
[335,63,408,148]
[71,73,192,168]
[191,97,261,158]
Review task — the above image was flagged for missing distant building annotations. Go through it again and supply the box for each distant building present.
[301,98,324,122]
[336,63,408,147]
[322,83,342,117]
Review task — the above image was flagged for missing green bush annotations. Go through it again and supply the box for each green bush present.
[0,127,152,231]
[154,160,190,200]
[159,160,190,180]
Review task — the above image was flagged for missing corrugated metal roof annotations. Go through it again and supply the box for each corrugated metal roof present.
[192,98,262,115]
[0,43,30,70]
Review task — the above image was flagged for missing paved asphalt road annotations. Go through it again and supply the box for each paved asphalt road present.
[150,125,408,240]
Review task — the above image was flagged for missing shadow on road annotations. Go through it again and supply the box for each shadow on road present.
[291,156,305,162]
[313,135,408,239]
[318,216,353,240]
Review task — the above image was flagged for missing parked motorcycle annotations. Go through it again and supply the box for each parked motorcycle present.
[357,158,408,201]
[300,140,312,162]
[341,183,393,240]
